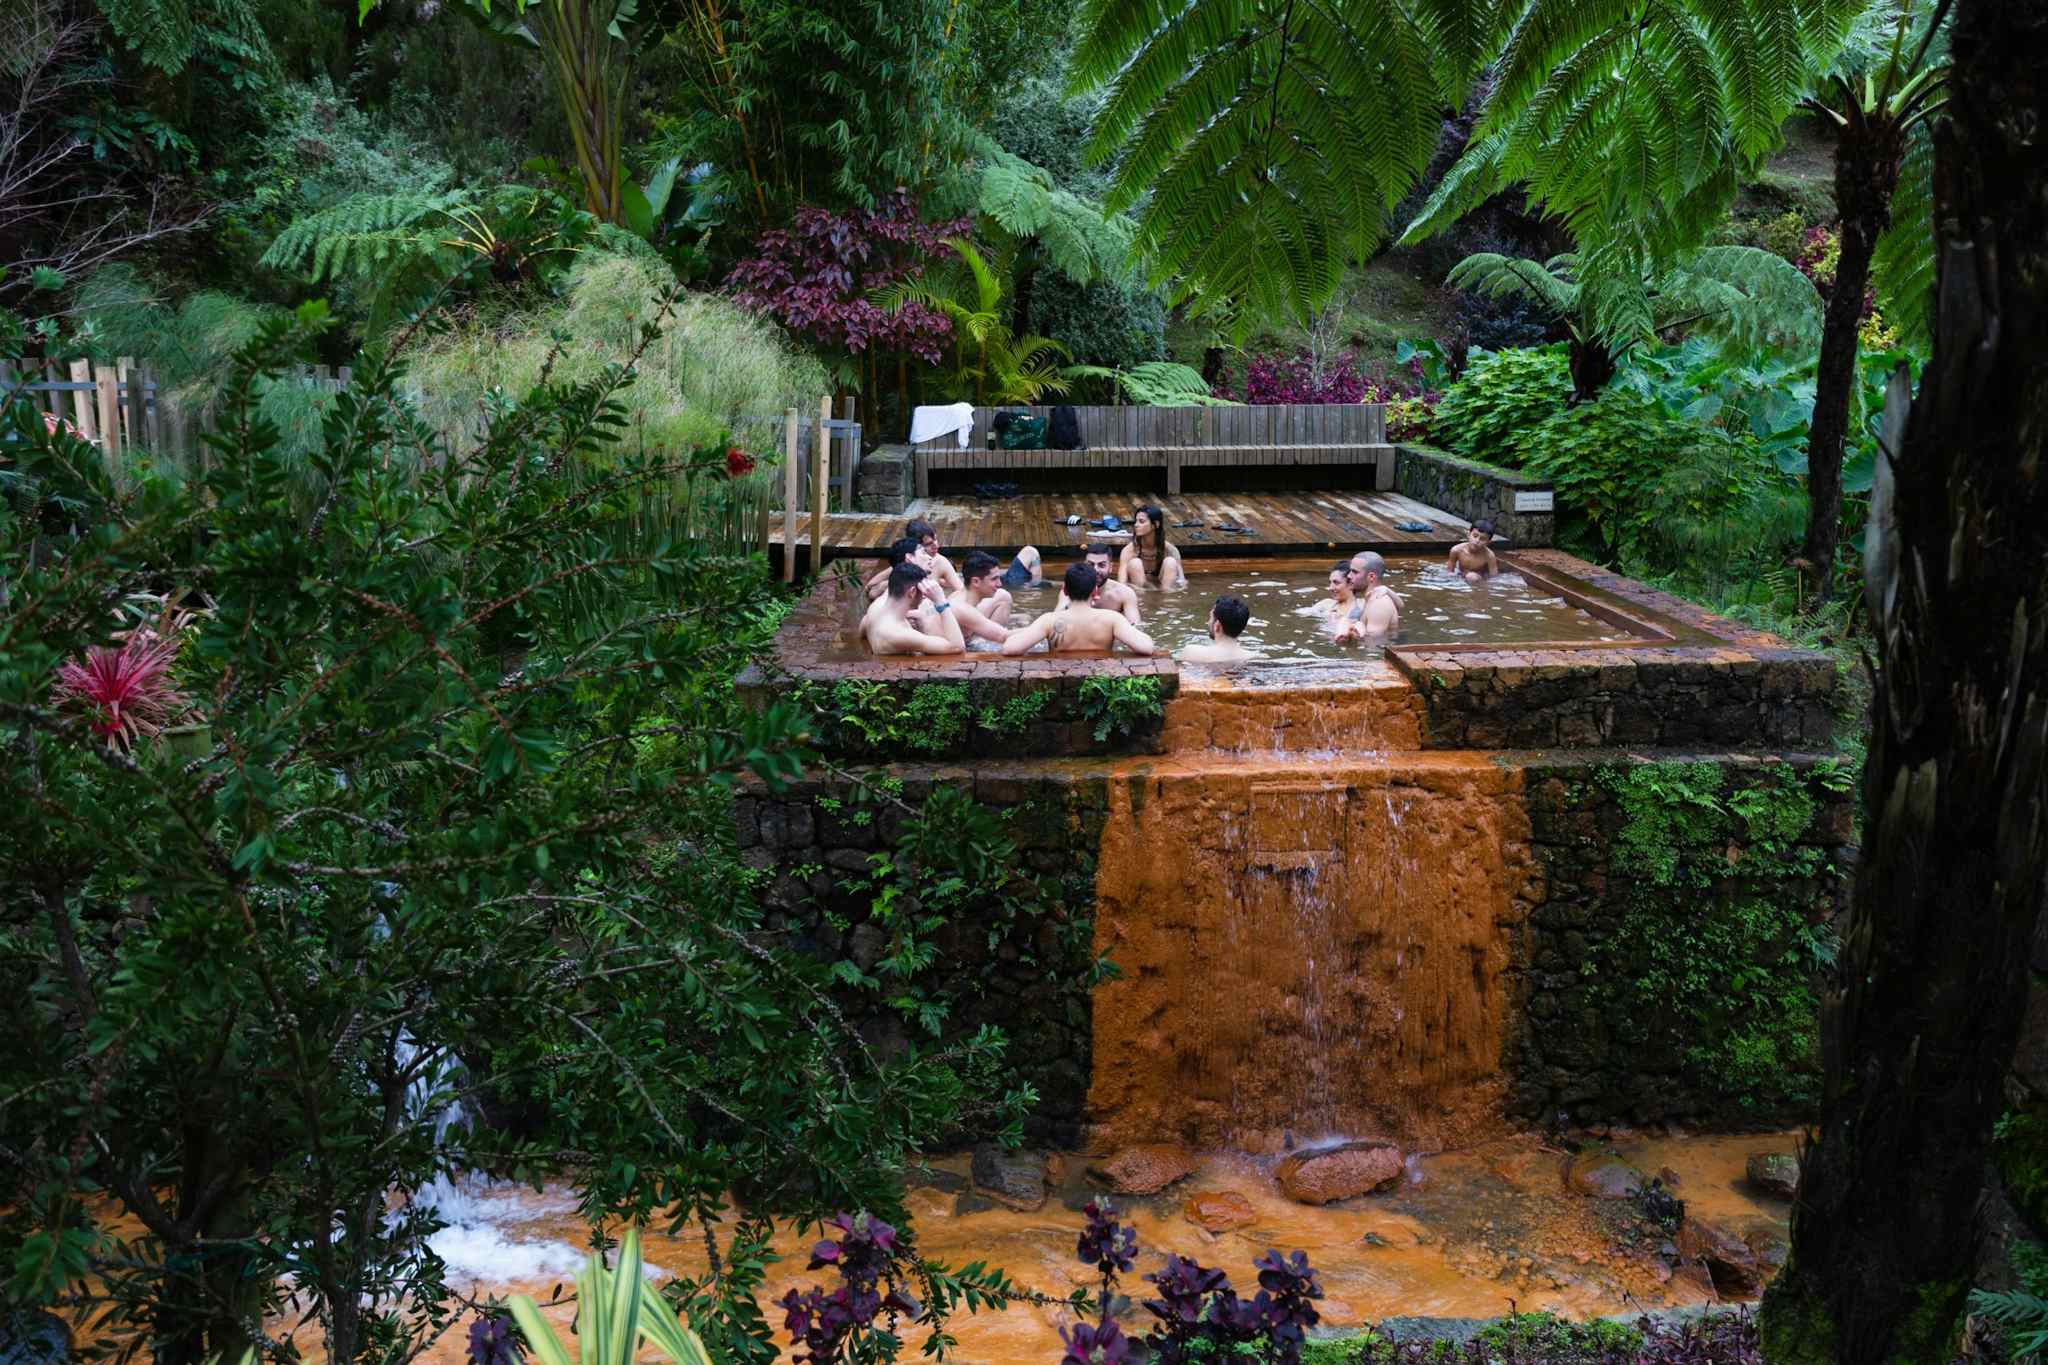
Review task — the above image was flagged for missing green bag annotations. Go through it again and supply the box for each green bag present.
[996,415,1048,450]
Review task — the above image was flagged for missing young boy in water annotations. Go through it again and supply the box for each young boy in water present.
[1445,519,1500,583]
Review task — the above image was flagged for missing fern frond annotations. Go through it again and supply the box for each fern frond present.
[1871,119,1935,349]
[1659,245,1823,349]
[1445,253,1578,319]
[259,190,473,282]
[1064,361,1236,406]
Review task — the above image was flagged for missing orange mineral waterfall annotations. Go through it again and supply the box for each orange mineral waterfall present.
[1085,741,1535,1153]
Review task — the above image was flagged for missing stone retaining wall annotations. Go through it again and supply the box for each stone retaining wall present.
[1395,444,1556,547]
[1390,552,1838,752]
[1505,751,1853,1124]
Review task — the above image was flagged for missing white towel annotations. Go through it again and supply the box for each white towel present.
[908,402,977,448]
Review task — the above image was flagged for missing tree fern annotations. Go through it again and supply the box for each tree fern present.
[258,190,477,283]
[1449,243,1821,358]
[1070,0,1471,330]
[958,150,1140,289]
[1869,120,1934,347]
[1404,0,1863,269]
[96,0,265,75]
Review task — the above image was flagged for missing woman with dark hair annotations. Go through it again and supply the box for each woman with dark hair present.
[1117,504,1187,590]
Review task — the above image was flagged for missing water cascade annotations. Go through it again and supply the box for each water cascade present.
[1087,684,1535,1152]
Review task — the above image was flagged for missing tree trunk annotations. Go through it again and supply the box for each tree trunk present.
[1566,333,1615,402]
[1759,4,2048,1361]
[1801,111,1904,604]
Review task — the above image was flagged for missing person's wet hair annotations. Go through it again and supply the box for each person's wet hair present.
[1081,542,1114,561]
[1212,595,1251,638]
[1351,550,1387,581]
[1064,562,1100,601]
[887,536,921,567]
[1331,559,1353,577]
[887,563,928,599]
[1135,504,1167,579]
[906,518,938,544]
[1472,518,1495,536]
[962,550,1001,582]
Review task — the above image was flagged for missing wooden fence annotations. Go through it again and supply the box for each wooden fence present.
[2,358,353,474]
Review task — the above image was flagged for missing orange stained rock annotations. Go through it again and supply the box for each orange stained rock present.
[1161,677,1426,754]
[1086,750,1533,1152]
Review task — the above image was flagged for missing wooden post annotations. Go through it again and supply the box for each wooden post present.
[68,359,94,441]
[839,395,857,511]
[126,368,150,457]
[782,407,800,584]
[94,362,121,471]
[811,395,830,570]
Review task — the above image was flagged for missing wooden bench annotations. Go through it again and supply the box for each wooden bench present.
[910,404,1394,496]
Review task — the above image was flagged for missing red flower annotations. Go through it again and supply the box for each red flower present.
[725,446,756,478]
[52,630,188,751]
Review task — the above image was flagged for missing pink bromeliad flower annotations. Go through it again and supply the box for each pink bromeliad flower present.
[52,630,188,751]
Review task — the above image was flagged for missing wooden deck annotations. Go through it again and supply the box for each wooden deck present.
[769,490,1473,564]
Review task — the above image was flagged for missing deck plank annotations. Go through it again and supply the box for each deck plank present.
[768,489,1465,561]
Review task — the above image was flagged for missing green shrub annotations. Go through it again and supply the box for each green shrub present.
[1034,276,1167,371]
[1518,387,1761,565]
[1429,345,1570,467]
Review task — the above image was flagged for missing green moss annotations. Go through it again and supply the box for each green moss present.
[1996,1103,2048,1231]
[1759,1264,1837,1365]
[1581,761,1837,1112]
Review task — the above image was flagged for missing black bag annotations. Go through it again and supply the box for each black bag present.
[1049,404,1085,450]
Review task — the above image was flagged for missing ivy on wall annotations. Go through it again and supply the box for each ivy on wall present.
[1582,760,1850,1113]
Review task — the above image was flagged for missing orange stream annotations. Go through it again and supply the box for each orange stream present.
[349,1132,1796,1365]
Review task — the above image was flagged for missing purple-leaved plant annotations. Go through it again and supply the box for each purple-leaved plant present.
[727,191,968,364]
[464,1313,522,1365]
[779,1212,922,1365]
[1067,1199,1323,1365]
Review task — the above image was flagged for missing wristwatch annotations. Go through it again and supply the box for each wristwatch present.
[933,601,951,612]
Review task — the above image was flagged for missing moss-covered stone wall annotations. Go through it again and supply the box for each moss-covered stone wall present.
[1506,752,1854,1125]
[1395,444,1556,546]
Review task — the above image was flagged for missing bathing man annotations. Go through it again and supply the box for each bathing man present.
[1180,595,1253,666]
[1445,519,1501,583]
[948,551,1017,643]
[1002,563,1157,655]
[1057,544,1143,624]
[865,536,933,602]
[1338,551,1401,640]
[908,518,964,593]
[864,564,966,656]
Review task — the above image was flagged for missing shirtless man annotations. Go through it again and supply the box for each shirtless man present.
[1057,544,1143,624]
[1445,519,1501,583]
[865,537,933,602]
[1180,595,1253,666]
[948,551,1016,644]
[1002,563,1157,656]
[863,564,966,656]
[1337,551,1401,640]
[908,518,964,593]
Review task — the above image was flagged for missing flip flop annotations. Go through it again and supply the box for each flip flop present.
[1173,520,1204,529]
[1215,523,1257,535]
[1395,520,1433,533]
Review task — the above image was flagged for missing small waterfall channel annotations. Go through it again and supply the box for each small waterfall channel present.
[1087,683,1534,1152]
[394,1037,589,1284]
